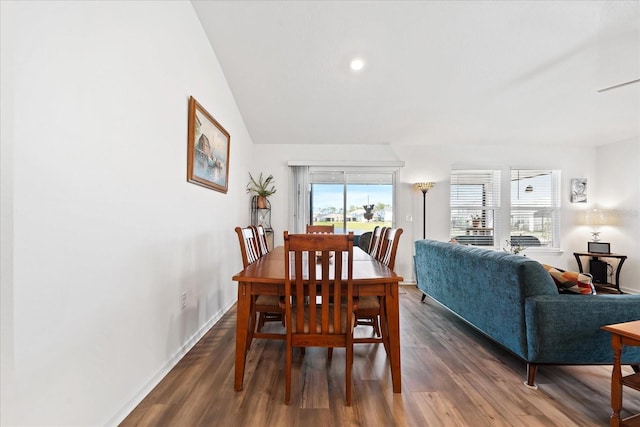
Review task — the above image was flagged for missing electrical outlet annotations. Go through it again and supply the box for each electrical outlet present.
[181,292,187,310]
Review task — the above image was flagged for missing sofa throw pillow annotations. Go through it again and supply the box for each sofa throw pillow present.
[541,264,597,295]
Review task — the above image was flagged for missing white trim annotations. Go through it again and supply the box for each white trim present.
[521,247,564,255]
[288,160,405,167]
[106,301,235,427]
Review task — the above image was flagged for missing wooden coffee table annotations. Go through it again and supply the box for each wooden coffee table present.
[601,320,640,427]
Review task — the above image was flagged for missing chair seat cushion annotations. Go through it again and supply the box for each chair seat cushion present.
[255,295,282,307]
[356,295,380,310]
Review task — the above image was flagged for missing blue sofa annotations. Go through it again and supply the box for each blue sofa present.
[414,239,640,387]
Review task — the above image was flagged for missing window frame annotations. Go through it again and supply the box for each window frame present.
[289,162,402,235]
[449,167,562,252]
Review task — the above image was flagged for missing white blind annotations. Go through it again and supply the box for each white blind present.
[510,169,561,248]
[450,169,501,246]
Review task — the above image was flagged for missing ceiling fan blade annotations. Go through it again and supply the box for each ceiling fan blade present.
[597,78,640,93]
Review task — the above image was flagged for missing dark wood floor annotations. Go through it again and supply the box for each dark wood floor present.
[120,286,639,426]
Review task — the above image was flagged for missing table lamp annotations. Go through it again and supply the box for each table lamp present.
[585,209,608,242]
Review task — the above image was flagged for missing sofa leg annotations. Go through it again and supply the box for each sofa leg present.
[420,293,426,302]
[524,363,538,389]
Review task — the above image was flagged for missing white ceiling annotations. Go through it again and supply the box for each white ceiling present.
[192,1,640,148]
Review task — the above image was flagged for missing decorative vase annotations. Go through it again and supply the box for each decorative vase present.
[257,196,268,209]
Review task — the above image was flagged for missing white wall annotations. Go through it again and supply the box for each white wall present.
[594,139,640,293]
[252,142,639,293]
[1,1,251,425]
[2,2,639,426]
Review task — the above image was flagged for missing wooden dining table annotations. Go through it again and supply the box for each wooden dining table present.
[232,245,404,393]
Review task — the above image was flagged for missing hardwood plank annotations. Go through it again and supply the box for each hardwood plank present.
[120,286,640,426]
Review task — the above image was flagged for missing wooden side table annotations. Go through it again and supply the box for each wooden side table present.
[601,320,640,427]
[573,252,627,293]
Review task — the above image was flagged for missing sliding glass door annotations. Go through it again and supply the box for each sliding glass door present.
[309,170,394,236]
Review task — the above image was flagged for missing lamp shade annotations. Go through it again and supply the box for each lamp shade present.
[415,182,435,193]
[585,209,608,226]
[585,209,610,242]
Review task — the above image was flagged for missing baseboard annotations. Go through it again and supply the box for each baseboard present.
[106,300,236,427]
[400,280,416,286]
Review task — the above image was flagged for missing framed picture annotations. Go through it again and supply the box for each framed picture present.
[570,178,587,203]
[187,96,230,193]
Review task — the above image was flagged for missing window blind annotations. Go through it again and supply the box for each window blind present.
[510,169,561,248]
[450,169,501,246]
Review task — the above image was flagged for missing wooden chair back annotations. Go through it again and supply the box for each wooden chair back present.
[250,225,270,257]
[368,226,387,259]
[283,231,355,405]
[235,226,260,268]
[376,228,403,270]
[306,224,335,234]
[236,226,283,337]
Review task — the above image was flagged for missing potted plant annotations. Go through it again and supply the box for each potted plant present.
[471,215,481,228]
[246,172,276,208]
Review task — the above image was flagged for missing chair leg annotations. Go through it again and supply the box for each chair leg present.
[372,316,381,337]
[247,299,257,352]
[346,334,353,405]
[379,299,390,355]
[257,312,266,332]
[328,348,333,360]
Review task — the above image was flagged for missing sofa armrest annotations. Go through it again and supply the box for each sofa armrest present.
[525,294,640,364]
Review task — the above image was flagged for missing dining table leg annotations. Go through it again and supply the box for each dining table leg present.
[234,281,252,391]
[385,282,402,393]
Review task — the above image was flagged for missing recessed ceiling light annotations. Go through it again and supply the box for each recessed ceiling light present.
[350,58,365,71]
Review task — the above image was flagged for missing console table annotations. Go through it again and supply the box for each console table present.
[601,321,640,427]
[573,252,627,293]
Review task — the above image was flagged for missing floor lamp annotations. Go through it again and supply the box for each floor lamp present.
[415,182,435,239]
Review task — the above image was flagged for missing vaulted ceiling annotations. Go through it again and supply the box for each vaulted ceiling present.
[192,1,639,148]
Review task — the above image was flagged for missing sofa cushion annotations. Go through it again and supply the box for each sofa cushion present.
[541,264,596,295]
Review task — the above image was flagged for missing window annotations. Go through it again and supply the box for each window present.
[450,167,561,250]
[510,169,560,248]
[309,171,393,234]
[450,169,501,246]
[289,162,402,237]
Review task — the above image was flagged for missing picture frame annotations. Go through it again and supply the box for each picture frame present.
[570,178,587,203]
[187,96,230,193]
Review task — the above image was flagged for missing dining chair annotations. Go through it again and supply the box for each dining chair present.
[355,227,403,345]
[376,227,404,270]
[367,226,386,259]
[306,224,335,234]
[250,225,270,257]
[235,226,261,267]
[235,226,284,338]
[248,225,280,330]
[283,231,356,405]
[357,231,372,253]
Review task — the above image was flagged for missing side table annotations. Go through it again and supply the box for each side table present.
[601,320,640,427]
[573,252,627,293]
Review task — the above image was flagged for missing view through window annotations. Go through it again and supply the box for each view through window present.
[449,168,560,249]
[510,169,560,248]
[310,171,394,236]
